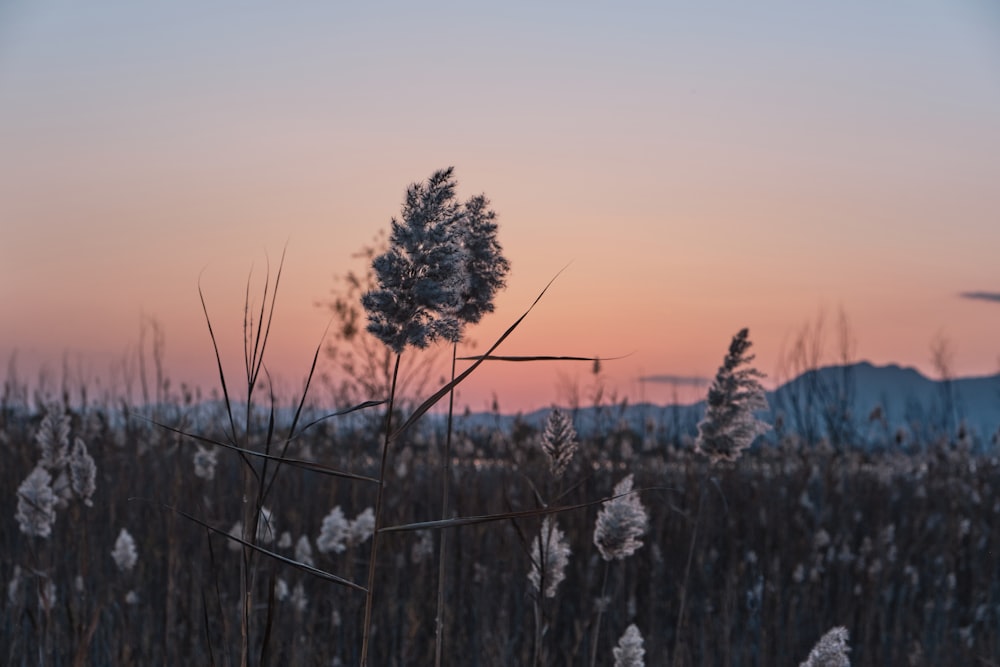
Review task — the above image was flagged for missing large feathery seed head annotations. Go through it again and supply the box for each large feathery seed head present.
[594,474,648,561]
[36,403,71,471]
[363,167,509,352]
[696,328,770,463]
[528,516,571,599]
[69,437,96,506]
[453,193,510,326]
[112,528,138,573]
[613,624,646,667]
[363,167,468,353]
[540,408,579,478]
[15,466,57,538]
[317,506,351,554]
[799,626,851,667]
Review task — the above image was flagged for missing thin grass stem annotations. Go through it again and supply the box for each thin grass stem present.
[672,469,709,667]
[434,343,458,667]
[360,353,401,666]
[588,558,611,667]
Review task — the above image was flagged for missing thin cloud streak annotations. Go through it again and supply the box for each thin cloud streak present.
[959,291,1000,304]
[639,374,709,386]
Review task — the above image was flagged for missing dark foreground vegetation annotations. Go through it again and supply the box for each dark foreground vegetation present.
[3,394,998,666]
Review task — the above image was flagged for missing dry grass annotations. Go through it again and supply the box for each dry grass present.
[3,389,999,665]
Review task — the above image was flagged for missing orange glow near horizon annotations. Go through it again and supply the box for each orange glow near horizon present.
[2,3,999,413]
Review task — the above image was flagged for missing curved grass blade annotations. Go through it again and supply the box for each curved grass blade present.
[390,266,568,442]
[249,247,285,389]
[457,354,632,363]
[198,273,240,452]
[296,400,385,433]
[138,416,379,484]
[155,501,367,593]
[378,486,665,533]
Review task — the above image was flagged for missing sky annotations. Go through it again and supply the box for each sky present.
[2,1,999,413]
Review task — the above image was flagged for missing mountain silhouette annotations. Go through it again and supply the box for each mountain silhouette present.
[456,362,1000,450]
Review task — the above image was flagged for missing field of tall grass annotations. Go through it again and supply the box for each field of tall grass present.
[4,386,998,665]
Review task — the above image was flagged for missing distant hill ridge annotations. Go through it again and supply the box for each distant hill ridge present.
[455,361,1000,447]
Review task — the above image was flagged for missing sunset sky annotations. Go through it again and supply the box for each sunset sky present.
[2,2,999,413]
